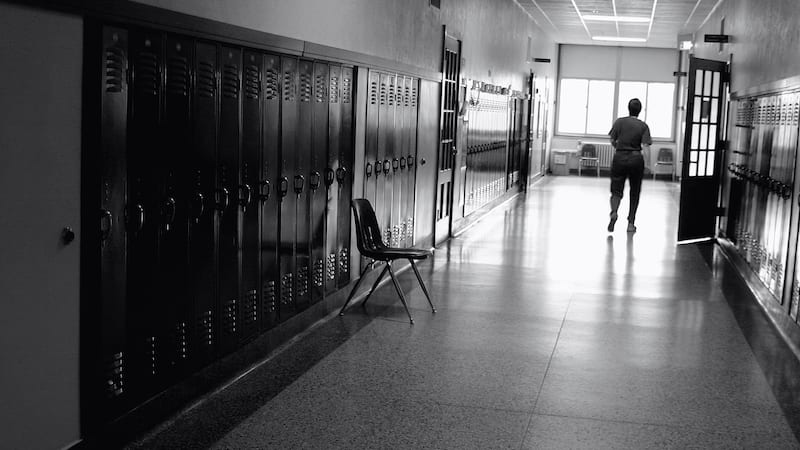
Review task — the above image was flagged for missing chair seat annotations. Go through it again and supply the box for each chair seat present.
[362,247,432,261]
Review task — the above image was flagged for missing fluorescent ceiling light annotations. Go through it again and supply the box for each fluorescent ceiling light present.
[592,36,647,42]
[584,15,651,23]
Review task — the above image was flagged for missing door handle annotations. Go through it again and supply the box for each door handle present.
[293,174,305,194]
[365,163,373,178]
[279,177,289,197]
[336,167,347,184]
[324,168,335,187]
[383,159,391,175]
[129,203,145,233]
[239,184,252,211]
[392,158,399,172]
[309,171,321,190]
[163,197,176,231]
[216,187,229,212]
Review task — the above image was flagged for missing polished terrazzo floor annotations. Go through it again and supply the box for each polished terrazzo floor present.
[131,175,800,449]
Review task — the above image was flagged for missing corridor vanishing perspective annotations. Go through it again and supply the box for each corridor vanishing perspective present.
[130,176,799,449]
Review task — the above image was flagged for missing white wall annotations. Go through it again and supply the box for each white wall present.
[0,3,83,449]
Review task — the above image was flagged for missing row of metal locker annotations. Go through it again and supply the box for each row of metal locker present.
[92,24,356,417]
[727,92,799,319]
[362,69,421,252]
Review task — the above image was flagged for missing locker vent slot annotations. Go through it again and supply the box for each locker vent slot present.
[369,80,378,105]
[404,84,411,107]
[166,55,189,96]
[384,229,391,245]
[392,225,400,247]
[105,46,126,93]
[196,62,215,98]
[314,259,324,287]
[263,280,277,313]
[175,322,188,361]
[283,70,296,102]
[147,336,157,376]
[244,289,258,324]
[105,352,124,398]
[264,69,279,100]
[245,65,260,99]
[407,217,414,241]
[297,265,309,297]
[327,253,337,280]
[280,273,294,306]
[199,310,213,347]
[300,72,312,102]
[223,299,237,334]
[329,76,339,104]
[342,76,352,104]
[411,85,418,107]
[222,64,240,99]
[315,74,327,103]
[339,248,350,275]
[380,81,387,106]
[134,51,159,95]
[388,81,395,106]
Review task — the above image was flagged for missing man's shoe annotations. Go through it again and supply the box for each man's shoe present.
[627,222,637,233]
[608,213,618,232]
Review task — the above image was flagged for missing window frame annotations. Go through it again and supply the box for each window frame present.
[556,77,677,141]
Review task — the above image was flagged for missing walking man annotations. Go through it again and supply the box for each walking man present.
[608,98,651,233]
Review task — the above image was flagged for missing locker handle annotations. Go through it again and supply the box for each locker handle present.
[193,192,204,224]
[164,197,177,230]
[407,155,415,166]
[383,160,391,174]
[336,167,347,184]
[293,174,305,194]
[366,163,373,178]
[239,184,252,210]
[131,204,145,233]
[216,187,230,211]
[400,157,406,170]
[279,177,289,197]
[392,158,399,171]
[259,180,271,201]
[324,168,335,187]
[100,210,113,241]
[309,171,322,190]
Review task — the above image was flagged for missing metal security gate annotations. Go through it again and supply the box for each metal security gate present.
[84,23,355,431]
[434,30,460,245]
[678,57,729,242]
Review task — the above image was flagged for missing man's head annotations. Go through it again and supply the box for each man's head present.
[628,98,642,117]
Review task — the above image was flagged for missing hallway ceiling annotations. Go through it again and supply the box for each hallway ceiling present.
[514,0,725,48]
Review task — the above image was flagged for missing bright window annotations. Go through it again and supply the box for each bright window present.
[557,78,615,135]
[558,78,676,139]
[617,81,675,139]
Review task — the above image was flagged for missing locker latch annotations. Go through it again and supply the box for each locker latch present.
[365,163,373,178]
[392,159,399,172]
[259,180,271,201]
[215,188,230,211]
[100,210,113,241]
[278,177,289,198]
[293,175,305,194]
[309,172,321,191]
[383,160,391,175]
[239,184,252,211]
[400,157,406,170]
[336,167,347,184]
[324,168,335,187]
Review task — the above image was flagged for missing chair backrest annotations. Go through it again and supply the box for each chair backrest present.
[657,147,673,162]
[351,199,387,254]
[581,143,597,157]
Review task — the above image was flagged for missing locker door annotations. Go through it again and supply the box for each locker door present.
[325,64,342,295]
[337,66,355,288]
[391,75,403,247]
[310,62,329,304]
[406,77,419,246]
[161,34,193,378]
[398,76,411,247]
[189,41,218,367]
[127,29,165,397]
[279,56,298,321]
[363,70,380,269]
[98,26,128,414]
[260,54,281,328]
[217,46,242,353]
[241,50,262,341]
[375,72,389,246]
[295,59,314,311]
[383,74,397,245]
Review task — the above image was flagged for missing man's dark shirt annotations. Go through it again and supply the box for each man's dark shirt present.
[609,116,652,151]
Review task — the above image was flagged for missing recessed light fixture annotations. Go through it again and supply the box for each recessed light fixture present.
[592,36,648,43]
[584,15,651,23]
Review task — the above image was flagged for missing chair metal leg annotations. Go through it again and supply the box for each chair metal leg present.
[387,262,414,324]
[409,259,436,313]
[339,263,372,316]
[360,263,389,309]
